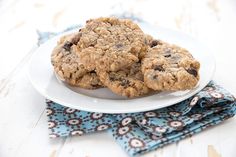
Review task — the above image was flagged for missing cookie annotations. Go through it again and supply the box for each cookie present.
[98,62,150,98]
[51,32,103,89]
[144,34,154,46]
[142,40,200,91]
[76,17,148,72]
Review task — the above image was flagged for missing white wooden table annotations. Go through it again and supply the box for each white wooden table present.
[1,0,236,157]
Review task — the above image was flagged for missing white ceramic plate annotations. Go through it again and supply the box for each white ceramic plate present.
[28,23,215,113]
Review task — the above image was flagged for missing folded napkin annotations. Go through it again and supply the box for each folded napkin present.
[46,81,236,156]
[37,23,236,156]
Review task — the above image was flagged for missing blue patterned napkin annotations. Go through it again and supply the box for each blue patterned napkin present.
[38,24,236,157]
[46,82,236,156]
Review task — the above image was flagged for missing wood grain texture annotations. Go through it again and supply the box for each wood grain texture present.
[0,0,236,157]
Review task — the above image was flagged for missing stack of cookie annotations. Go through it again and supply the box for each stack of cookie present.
[51,17,200,98]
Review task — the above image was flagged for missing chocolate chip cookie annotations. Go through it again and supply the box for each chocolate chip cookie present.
[98,62,150,98]
[76,17,148,72]
[142,40,200,91]
[51,32,103,89]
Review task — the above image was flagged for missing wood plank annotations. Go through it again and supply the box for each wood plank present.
[0,65,65,157]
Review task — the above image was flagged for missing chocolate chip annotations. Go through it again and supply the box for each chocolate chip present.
[90,70,96,74]
[109,76,116,81]
[109,75,119,81]
[150,40,162,48]
[91,84,99,88]
[153,75,158,79]
[79,28,82,32]
[120,79,130,87]
[154,65,165,71]
[187,68,198,77]
[63,42,73,51]
[164,54,171,57]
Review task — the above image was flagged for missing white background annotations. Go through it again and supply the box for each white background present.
[0,0,236,157]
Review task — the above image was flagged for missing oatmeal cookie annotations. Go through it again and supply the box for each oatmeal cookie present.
[144,34,154,46]
[98,62,150,98]
[142,40,200,91]
[76,17,148,72]
[51,32,103,89]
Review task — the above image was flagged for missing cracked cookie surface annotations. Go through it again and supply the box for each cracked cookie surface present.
[76,17,148,72]
[142,40,200,91]
[51,32,103,89]
[98,62,150,98]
